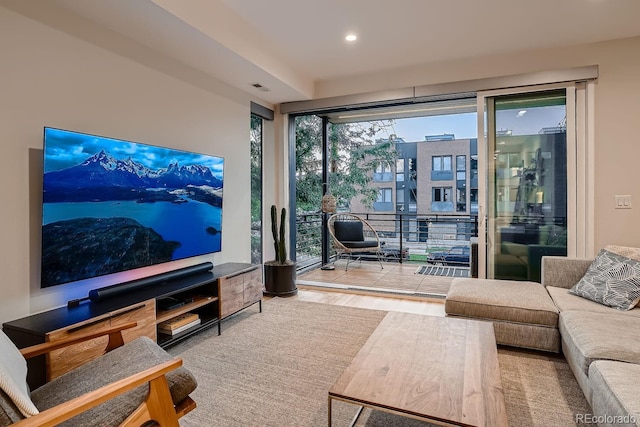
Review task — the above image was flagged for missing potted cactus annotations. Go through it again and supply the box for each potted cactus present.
[263,205,297,296]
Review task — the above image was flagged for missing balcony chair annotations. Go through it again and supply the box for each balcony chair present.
[0,322,197,427]
[328,213,383,271]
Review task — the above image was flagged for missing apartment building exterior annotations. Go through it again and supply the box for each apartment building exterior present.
[350,135,478,243]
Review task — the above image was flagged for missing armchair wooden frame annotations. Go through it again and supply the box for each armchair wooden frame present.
[13,322,195,427]
[328,213,384,271]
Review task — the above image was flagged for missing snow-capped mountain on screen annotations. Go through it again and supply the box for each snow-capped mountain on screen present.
[48,150,223,190]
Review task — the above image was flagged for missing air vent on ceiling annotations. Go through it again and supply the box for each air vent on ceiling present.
[251,83,271,92]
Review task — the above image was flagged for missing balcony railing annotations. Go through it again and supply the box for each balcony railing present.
[295,212,478,270]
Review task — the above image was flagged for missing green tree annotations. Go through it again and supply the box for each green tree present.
[250,115,262,264]
[250,115,262,223]
[294,115,397,213]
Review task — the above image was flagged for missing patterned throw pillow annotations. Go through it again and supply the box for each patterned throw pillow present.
[569,249,640,310]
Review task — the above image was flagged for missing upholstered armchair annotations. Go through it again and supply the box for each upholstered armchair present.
[0,322,197,426]
[328,213,383,271]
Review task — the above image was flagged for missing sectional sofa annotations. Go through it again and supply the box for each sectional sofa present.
[445,247,640,426]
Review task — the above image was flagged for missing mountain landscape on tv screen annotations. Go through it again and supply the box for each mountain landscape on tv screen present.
[44,150,223,205]
[41,143,224,288]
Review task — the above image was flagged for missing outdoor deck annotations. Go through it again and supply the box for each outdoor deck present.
[297,261,460,297]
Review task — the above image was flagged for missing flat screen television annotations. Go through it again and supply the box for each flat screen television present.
[41,127,224,288]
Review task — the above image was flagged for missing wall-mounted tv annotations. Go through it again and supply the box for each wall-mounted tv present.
[41,127,224,288]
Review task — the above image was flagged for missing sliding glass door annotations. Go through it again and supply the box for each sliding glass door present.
[289,80,593,284]
[477,84,589,281]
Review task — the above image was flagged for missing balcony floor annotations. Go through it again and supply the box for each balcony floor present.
[297,260,455,297]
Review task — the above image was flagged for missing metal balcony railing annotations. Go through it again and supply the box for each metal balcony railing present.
[295,212,478,271]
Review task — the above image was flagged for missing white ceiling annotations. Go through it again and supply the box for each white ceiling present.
[14,0,640,104]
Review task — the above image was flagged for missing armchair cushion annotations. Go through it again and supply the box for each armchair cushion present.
[569,249,640,310]
[0,389,24,425]
[0,331,39,419]
[31,336,196,427]
[334,221,364,242]
[340,240,378,249]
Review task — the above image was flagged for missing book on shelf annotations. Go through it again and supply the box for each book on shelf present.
[158,313,199,332]
[158,318,201,336]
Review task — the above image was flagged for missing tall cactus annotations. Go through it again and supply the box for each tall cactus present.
[270,205,288,263]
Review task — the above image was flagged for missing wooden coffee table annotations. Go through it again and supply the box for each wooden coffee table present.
[328,312,508,426]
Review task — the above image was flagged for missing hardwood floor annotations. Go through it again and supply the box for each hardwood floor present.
[291,287,446,316]
[298,261,453,295]
[293,261,449,316]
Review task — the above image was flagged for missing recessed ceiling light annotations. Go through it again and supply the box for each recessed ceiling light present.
[345,34,357,42]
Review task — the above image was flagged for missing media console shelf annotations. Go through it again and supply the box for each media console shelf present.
[2,262,261,389]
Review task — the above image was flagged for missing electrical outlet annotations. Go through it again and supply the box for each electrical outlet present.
[615,195,632,209]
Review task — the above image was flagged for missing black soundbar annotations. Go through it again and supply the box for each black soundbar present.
[82,262,214,304]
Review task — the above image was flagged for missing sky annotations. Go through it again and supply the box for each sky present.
[43,127,224,177]
[371,106,566,142]
[389,113,477,141]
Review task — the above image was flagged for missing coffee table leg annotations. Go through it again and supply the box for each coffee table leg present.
[329,396,366,427]
[349,406,364,427]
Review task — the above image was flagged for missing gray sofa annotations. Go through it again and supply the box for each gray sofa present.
[445,254,640,426]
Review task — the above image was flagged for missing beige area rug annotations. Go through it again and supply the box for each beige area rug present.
[168,298,594,427]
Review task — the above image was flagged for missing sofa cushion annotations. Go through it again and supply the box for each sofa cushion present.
[542,257,593,290]
[589,360,640,427]
[547,286,640,317]
[31,336,197,427]
[446,278,558,327]
[569,249,640,310]
[605,245,640,261]
[559,311,640,377]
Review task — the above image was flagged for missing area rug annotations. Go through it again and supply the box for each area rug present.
[168,298,594,427]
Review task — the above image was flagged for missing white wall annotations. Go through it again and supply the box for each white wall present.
[0,6,257,323]
[314,36,640,253]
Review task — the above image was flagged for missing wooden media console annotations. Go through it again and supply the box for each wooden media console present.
[2,262,262,389]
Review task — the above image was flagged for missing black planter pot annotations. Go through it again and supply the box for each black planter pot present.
[263,263,297,297]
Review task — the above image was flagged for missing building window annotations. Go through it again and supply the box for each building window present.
[396,189,405,211]
[409,158,417,181]
[431,186,453,212]
[377,188,392,203]
[470,188,478,214]
[456,155,466,212]
[374,187,393,212]
[431,155,453,181]
[376,162,390,173]
[396,159,405,182]
[409,190,417,212]
[433,187,452,202]
[373,161,393,182]
[456,188,466,212]
[432,155,452,172]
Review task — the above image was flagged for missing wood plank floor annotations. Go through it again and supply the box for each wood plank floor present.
[298,261,453,295]
[291,287,446,316]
